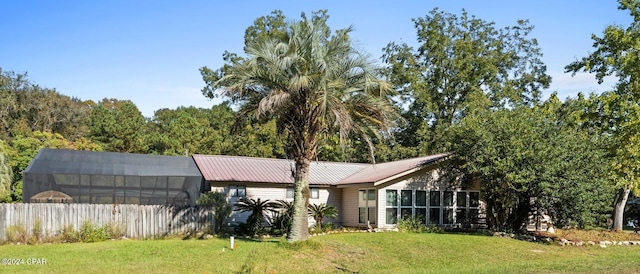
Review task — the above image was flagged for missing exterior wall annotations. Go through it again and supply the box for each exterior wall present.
[340,187,361,227]
[375,168,484,229]
[206,166,484,230]
[209,182,341,226]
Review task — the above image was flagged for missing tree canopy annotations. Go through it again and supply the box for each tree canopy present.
[447,97,613,231]
[565,0,640,231]
[201,10,399,241]
[383,8,551,153]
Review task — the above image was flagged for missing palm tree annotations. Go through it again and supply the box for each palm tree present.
[308,203,338,229]
[196,192,232,234]
[233,197,279,236]
[272,199,295,235]
[207,11,399,241]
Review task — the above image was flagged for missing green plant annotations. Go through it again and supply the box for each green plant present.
[397,216,426,233]
[59,224,79,243]
[197,191,232,234]
[234,197,279,236]
[105,222,125,239]
[6,223,29,244]
[30,219,43,244]
[308,203,338,230]
[77,221,107,242]
[271,200,294,236]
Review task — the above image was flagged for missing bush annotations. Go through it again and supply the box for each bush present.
[77,221,108,242]
[6,223,29,244]
[59,224,79,243]
[397,217,445,233]
[105,222,125,239]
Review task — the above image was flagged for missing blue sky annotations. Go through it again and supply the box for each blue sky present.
[0,0,631,117]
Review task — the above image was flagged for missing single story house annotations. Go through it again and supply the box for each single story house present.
[193,153,484,229]
[23,149,485,229]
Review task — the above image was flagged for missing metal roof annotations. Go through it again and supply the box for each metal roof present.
[336,153,451,185]
[192,153,450,186]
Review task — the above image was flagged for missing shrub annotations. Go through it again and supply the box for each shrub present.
[398,217,426,233]
[105,222,125,239]
[77,221,108,242]
[59,224,79,243]
[6,223,29,244]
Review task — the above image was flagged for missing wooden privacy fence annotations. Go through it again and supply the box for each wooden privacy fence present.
[0,203,215,240]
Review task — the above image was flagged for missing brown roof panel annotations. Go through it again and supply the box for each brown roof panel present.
[192,155,369,185]
[336,153,451,185]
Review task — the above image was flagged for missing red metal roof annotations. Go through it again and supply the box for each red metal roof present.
[192,153,450,186]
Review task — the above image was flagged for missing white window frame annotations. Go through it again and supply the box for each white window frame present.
[229,185,246,197]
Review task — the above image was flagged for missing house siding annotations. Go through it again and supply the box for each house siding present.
[340,187,360,227]
[208,182,339,226]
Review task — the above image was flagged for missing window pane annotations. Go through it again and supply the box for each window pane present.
[416,191,427,206]
[286,188,294,199]
[359,190,366,207]
[470,192,480,207]
[386,208,397,224]
[311,188,319,199]
[429,208,440,225]
[457,208,467,223]
[401,208,412,220]
[229,186,237,197]
[400,190,412,206]
[359,208,366,223]
[457,192,467,207]
[444,191,453,207]
[368,207,376,224]
[236,186,246,197]
[367,189,376,201]
[430,191,440,206]
[444,208,454,224]
[386,190,397,206]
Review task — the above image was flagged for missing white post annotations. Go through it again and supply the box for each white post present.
[230,236,235,250]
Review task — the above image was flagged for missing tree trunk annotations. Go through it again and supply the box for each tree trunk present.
[612,186,631,231]
[287,159,310,242]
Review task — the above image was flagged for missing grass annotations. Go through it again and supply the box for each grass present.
[1,232,640,273]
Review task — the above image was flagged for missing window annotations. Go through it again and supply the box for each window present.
[384,189,481,226]
[286,187,294,199]
[429,191,440,206]
[386,190,397,206]
[311,188,319,199]
[386,190,398,224]
[400,190,412,206]
[359,189,376,225]
[416,191,427,207]
[229,185,246,197]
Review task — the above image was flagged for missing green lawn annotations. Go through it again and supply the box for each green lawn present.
[1,232,640,273]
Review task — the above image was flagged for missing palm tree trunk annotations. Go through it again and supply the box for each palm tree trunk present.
[288,158,310,242]
[612,186,631,231]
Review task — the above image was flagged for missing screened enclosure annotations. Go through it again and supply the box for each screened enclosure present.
[23,149,204,205]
